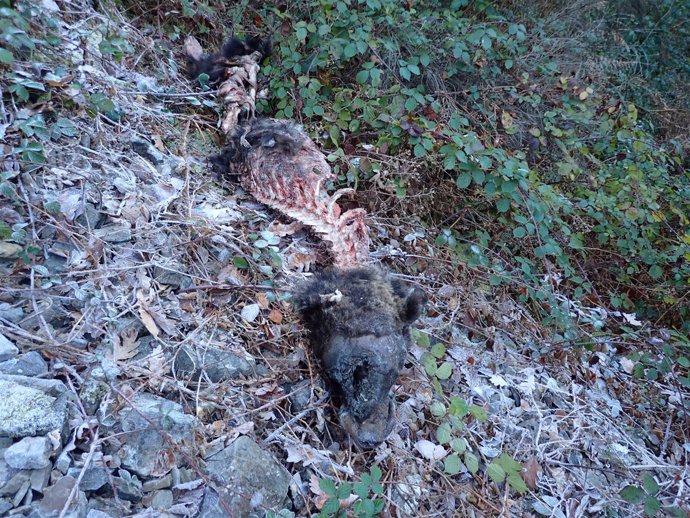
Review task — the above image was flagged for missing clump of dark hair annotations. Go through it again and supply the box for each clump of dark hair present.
[186,35,271,84]
[210,119,307,178]
[293,268,426,448]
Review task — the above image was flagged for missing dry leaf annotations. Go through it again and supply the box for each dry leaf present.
[309,474,330,509]
[184,36,204,60]
[268,309,283,324]
[619,357,635,374]
[153,134,166,152]
[144,345,167,381]
[256,292,269,309]
[218,264,247,286]
[0,207,23,224]
[521,456,542,490]
[227,421,254,441]
[622,312,642,326]
[489,374,508,387]
[148,307,178,336]
[414,440,447,461]
[151,448,176,478]
[254,383,279,397]
[114,326,139,360]
[288,251,318,272]
[138,305,160,338]
[0,242,22,258]
[241,303,260,323]
[55,189,82,221]
[501,110,514,129]
[286,443,356,476]
[44,72,74,86]
[268,220,304,236]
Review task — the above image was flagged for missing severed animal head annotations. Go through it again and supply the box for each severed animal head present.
[293,268,426,448]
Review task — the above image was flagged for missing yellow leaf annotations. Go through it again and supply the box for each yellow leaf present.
[651,211,667,223]
[501,111,513,129]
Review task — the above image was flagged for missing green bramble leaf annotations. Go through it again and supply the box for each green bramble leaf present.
[619,485,645,504]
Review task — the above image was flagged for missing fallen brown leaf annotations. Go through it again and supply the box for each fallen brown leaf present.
[256,292,270,309]
[268,309,283,324]
[138,305,160,338]
[268,220,304,236]
[521,456,542,490]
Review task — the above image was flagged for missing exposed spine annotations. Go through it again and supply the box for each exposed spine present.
[185,36,370,268]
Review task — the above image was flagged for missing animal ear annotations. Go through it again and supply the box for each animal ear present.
[402,287,426,323]
[292,283,341,318]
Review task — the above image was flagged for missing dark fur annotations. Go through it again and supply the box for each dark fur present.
[293,268,426,448]
[186,36,271,84]
[211,119,306,177]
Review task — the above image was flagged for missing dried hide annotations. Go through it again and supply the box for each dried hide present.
[293,268,426,448]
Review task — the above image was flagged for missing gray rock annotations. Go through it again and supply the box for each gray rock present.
[39,476,87,518]
[198,436,290,518]
[149,489,173,509]
[0,374,68,396]
[152,267,192,290]
[5,436,52,469]
[43,252,67,274]
[0,378,68,438]
[0,497,12,515]
[0,454,15,485]
[94,224,132,243]
[142,474,171,492]
[285,380,311,413]
[75,203,102,230]
[67,467,109,491]
[131,139,164,165]
[177,467,196,484]
[118,393,197,478]
[79,378,109,415]
[91,359,120,382]
[55,451,71,474]
[86,499,127,517]
[173,345,255,382]
[112,470,142,502]
[0,351,48,376]
[0,470,29,496]
[0,334,18,362]
[13,478,30,507]
[0,304,23,324]
[30,465,51,492]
